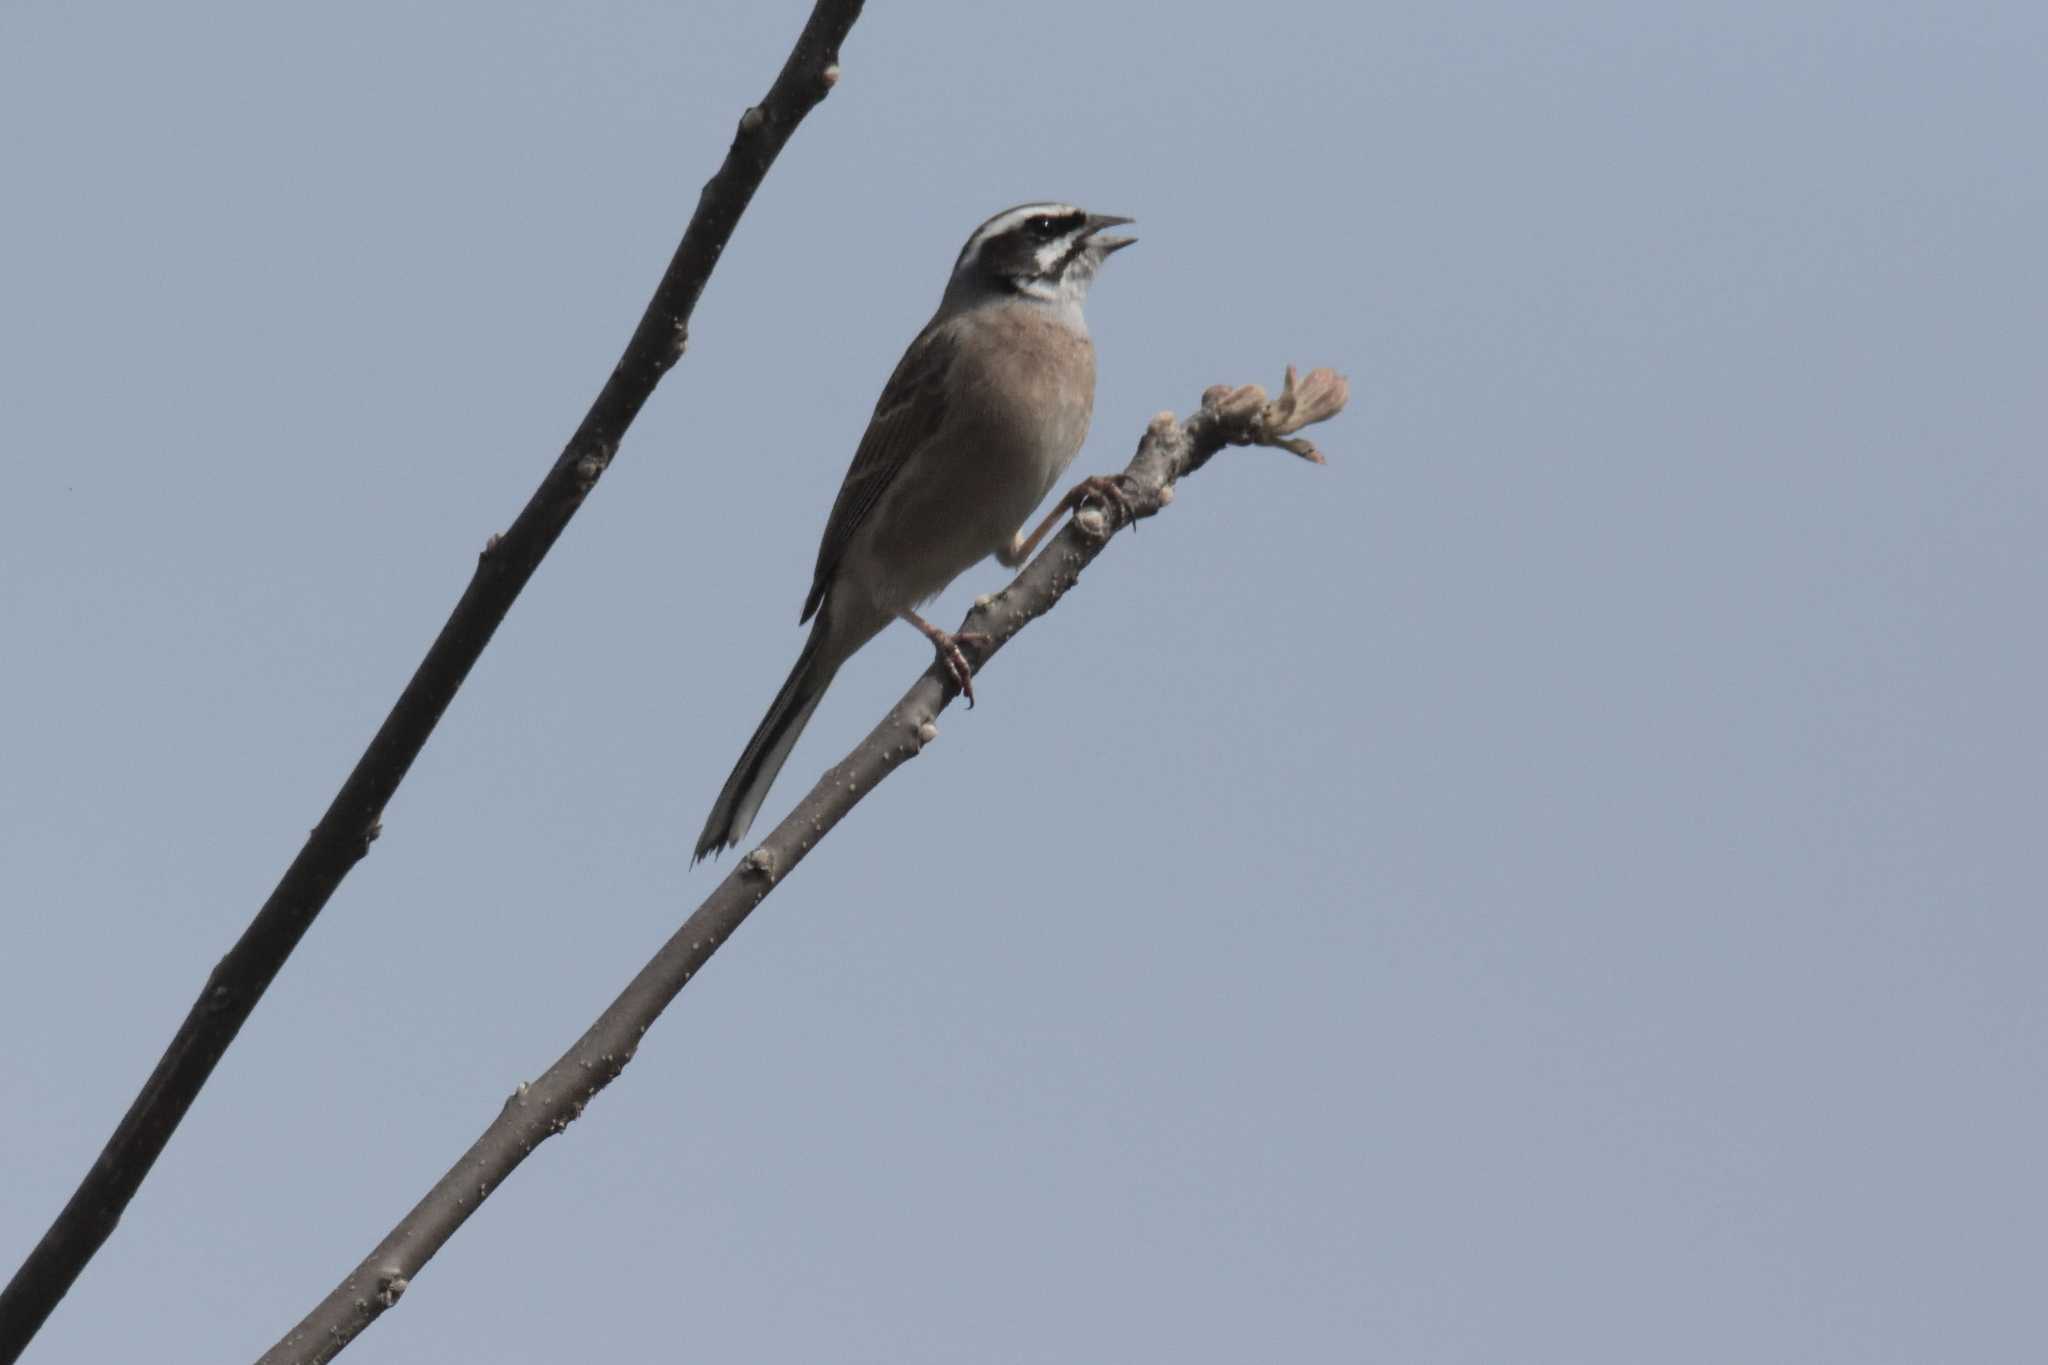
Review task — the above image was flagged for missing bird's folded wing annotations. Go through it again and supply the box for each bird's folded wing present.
[802,323,954,623]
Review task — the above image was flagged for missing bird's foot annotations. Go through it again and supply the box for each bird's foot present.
[934,630,988,707]
[1067,473,1140,536]
[903,611,987,707]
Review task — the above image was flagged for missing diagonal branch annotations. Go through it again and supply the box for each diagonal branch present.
[0,3,867,1358]
[255,368,1348,1365]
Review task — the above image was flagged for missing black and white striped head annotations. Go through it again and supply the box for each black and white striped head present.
[946,202,1135,308]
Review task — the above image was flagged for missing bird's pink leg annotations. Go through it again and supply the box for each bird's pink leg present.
[899,609,987,707]
[997,474,1140,568]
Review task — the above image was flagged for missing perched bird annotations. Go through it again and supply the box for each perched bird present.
[694,202,1136,861]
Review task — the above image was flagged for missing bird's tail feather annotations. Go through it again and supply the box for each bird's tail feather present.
[695,626,839,862]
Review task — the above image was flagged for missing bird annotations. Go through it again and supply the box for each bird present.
[694,202,1136,862]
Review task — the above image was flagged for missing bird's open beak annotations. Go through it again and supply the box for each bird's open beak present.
[1082,213,1136,254]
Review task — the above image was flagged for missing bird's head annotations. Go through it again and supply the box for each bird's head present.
[947,202,1135,308]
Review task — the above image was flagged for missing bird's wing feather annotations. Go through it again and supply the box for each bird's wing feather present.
[802,321,954,623]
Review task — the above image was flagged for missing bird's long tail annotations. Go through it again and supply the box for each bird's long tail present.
[695,622,841,862]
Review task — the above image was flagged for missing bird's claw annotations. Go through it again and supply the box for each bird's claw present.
[1071,474,1139,535]
[931,629,987,707]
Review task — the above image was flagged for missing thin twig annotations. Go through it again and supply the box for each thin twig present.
[0,4,866,1359]
[254,368,1347,1365]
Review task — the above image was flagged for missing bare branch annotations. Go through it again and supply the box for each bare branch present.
[0,4,866,1358]
[255,369,1348,1364]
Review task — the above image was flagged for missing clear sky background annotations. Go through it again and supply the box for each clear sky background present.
[3,2,2043,1361]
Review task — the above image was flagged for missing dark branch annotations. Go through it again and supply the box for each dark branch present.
[0,4,866,1359]
[255,367,1347,1364]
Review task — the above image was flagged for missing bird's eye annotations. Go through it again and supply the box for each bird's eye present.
[1027,215,1061,237]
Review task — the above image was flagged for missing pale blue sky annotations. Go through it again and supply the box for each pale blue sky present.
[3,2,2044,1361]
